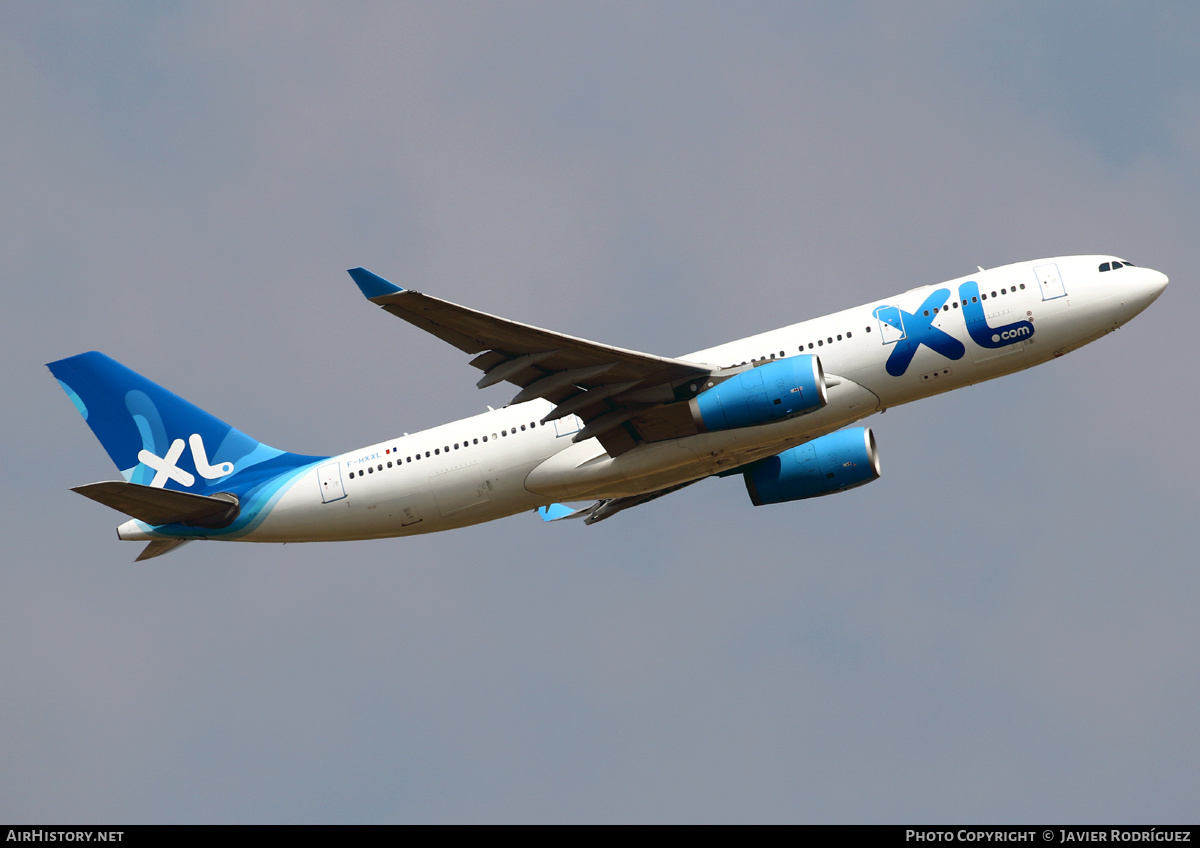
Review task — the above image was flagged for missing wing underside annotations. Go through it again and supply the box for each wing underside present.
[545,479,703,525]
[350,268,715,455]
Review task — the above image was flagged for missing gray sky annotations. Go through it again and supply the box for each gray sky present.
[3,1,1198,823]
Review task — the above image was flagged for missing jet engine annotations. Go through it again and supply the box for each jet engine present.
[690,355,827,433]
[743,427,880,505]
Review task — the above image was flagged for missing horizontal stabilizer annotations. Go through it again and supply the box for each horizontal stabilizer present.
[72,481,240,527]
[136,539,191,561]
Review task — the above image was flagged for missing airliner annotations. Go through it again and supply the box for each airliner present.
[49,256,1167,560]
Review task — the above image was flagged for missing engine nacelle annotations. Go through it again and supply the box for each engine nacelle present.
[744,427,880,505]
[690,355,827,433]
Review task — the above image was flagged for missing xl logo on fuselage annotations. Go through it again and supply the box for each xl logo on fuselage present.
[874,289,965,377]
[874,282,1036,377]
[138,433,234,488]
[958,280,1034,348]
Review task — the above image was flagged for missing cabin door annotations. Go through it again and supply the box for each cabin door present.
[317,462,346,503]
[1033,263,1067,300]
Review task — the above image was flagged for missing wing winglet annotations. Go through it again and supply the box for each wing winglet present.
[348,267,404,299]
[536,503,589,521]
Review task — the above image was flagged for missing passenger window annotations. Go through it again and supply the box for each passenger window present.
[387,461,392,468]
[817,340,823,346]
[367,467,373,474]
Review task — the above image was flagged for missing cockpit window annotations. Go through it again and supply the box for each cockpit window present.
[1099,262,1111,272]
[1101,259,1136,272]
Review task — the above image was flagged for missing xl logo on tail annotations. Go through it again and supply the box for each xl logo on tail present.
[138,434,234,488]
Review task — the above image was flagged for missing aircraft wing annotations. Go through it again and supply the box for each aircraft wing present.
[537,479,702,526]
[350,268,714,455]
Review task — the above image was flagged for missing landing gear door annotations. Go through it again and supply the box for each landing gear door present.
[873,305,907,344]
[1034,263,1067,301]
[317,462,346,503]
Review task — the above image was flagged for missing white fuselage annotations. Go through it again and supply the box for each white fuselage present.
[120,255,1167,544]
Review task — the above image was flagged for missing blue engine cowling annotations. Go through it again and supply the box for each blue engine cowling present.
[690,355,827,433]
[744,427,880,505]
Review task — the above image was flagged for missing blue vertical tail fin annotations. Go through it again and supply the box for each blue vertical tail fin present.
[48,351,322,497]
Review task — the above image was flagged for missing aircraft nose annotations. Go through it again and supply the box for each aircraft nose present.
[1138,266,1169,304]
[1147,267,1169,297]
[1122,266,1168,316]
